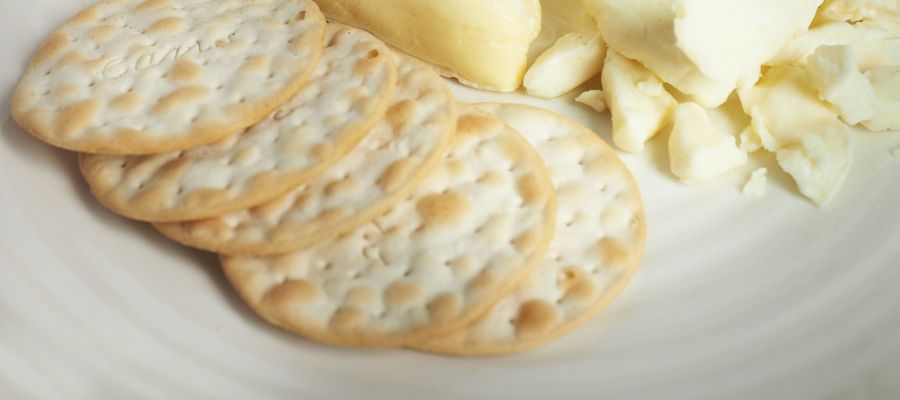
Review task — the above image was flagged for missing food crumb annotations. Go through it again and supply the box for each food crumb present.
[575,90,607,113]
[742,168,768,197]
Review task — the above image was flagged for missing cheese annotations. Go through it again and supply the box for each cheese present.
[818,0,899,23]
[526,4,606,98]
[315,0,541,92]
[775,124,851,207]
[806,45,900,131]
[575,90,607,112]
[770,21,900,68]
[741,67,842,143]
[747,109,781,152]
[673,0,822,90]
[668,102,748,183]
[738,126,763,153]
[863,66,900,131]
[541,0,590,32]
[807,45,877,125]
[601,50,677,153]
[524,26,607,98]
[742,168,769,197]
[584,0,822,107]
[738,66,852,206]
[530,0,590,59]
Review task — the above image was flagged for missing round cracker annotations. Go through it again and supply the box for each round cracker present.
[79,23,396,222]
[220,106,557,348]
[410,103,646,356]
[12,0,326,155]
[155,53,456,255]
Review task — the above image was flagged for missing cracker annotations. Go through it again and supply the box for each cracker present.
[220,106,557,348]
[12,0,326,155]
[410,103,646,356]
[79,23,397,222]
[155,53,456,255]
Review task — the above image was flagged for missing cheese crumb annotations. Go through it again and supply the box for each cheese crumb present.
[738,125,763,153]
[575,90,607,112]
[742,168,768,197]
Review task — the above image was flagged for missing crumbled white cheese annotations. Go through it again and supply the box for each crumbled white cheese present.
[742,168,769,197]
[575,90,607,112]
[818,0,899,23]
[806,45,900,131]
[668,102,748,183]
[602,50,677,153]
[770,21,900,68]
[807,45,877,125]
[863,66,900,131]
[585,0,823,107]
[738,126,763,153]
[739,66,852,206]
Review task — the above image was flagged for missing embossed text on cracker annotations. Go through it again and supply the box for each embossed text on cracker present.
[101,37,230,78]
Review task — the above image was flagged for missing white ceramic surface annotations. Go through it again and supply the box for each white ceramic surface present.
[2,1,900,399]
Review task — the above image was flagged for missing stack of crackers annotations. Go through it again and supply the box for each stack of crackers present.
[12,0,646,356]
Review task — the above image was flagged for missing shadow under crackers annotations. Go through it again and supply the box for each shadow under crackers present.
[0,107,324,349]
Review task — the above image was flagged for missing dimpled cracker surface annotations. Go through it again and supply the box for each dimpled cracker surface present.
[156,54,456,255]
[79,23,396,222]
[412,104,646,356]
[221,106,557,348]
[12,0,326,155]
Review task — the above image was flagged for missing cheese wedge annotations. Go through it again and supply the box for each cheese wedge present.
[585,0,822,107]
[316,0,540,92]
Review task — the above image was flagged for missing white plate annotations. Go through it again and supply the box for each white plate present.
[3,2,900,399]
